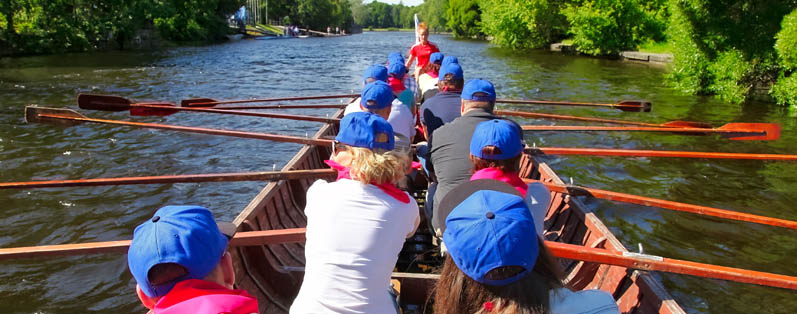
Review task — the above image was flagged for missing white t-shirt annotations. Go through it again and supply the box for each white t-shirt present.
[525,181,551,238]
[344,98,416,141]
[418,73,439,95]
[290,179,420,314]
[550,288,620,314]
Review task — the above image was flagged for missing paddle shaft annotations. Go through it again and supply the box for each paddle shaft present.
[130,104,341,124]
[497,98,650,112]
[521,125,775,140]
[495,110,697,128]
[35,113,333,146]
[1,228,793,289]
[525,179,797,230]
[186,94,358,106]
[215,104,346,110]
[0,169,337,189]
[526,147,797,161]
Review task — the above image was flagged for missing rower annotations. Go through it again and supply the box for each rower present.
[290,112,420,314]
[388,52,421,105]
[419,61,465,140]
[466,119,551,237]
[344,64,389,116]
[386,61,417,149]
[418,52,444,100]
[127,205,258,314]
[425,78,498,232]
[433,181,620,314]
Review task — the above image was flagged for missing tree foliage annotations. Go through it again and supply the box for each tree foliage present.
[772,9,797,105]
[667,0,795,104]
[478,0,565,49]
[562,0,665,56]
[446,0,483,39]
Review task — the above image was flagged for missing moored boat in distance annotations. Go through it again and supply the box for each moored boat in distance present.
[228,107,686,313]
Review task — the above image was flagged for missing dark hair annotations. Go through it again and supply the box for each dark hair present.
[439,73,464,90]
[433,237,564,314]
[463,92,495,112]
[470,146,521,173]
[148,263,188,286]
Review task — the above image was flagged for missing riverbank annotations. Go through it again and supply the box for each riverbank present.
[550,42,673,64]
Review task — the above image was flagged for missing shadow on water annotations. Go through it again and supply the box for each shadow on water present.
[0,32,795,313]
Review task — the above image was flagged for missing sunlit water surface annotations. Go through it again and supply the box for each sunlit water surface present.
[1,32,795,313]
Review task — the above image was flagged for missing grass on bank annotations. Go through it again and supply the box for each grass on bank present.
[637,41,673,54]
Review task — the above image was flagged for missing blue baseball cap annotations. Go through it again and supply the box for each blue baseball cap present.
[439,62,463,80]
[443,184,539,286]
[388,51,405,65]
[363,64,388,84]
[388,62,407,79]
[442,55,459,68]
[360,81,394,110]
[430,52,444,64]
[128,205,235,297]
[462,78,496,102]
[470,119,524,160]
[336,111,395,151]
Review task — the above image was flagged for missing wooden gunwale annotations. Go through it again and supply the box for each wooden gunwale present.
[231,108,686,313]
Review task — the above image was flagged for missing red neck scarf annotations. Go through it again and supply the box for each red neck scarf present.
[388,76,406,93]
[324,160,410,203]
[470,168,527,196]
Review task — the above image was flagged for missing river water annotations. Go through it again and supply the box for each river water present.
[1,32,794,313]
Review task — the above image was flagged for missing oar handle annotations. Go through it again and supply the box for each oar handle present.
[186,94,359,106]
[132,104,341,124]
[526,179,797,230]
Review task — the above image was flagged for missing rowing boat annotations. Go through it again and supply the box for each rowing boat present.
[227,107,687,313]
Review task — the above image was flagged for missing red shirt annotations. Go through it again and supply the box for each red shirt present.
[410,42,440,71]
[153,279,258,314]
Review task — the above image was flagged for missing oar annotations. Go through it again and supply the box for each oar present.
[525,147,797,161]
[181,93,358,107]
[494,110,712,128]
[522,179,797,230]
[497,98,652,112]
[25,106,334,146]
[77,98,341,124]
[520,124,781,141]
[1,228,794,290]
[77,94,175,114]
[0,169,337,189]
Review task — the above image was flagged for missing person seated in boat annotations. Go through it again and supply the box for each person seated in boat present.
[290,112,420,314]
[419,61,465,140]
[432,181,620,314]
[344,80,393,120]
[406,22,440,81]
[386,61,417,147]
[425,78,497,231]
[388,52,420,105]
[464,119,551,238]
[344,64,389,116]
[442,55,458,68]
[128,205,258,314]
[344,73,414,153]
[418,52,444,99]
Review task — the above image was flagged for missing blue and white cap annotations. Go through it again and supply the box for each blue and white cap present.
[360,81,394,110]
[128,205,234,297]
[443,181,539,286]
[462,78,496,102]
[470,119,524,160]
[335,111,395,151]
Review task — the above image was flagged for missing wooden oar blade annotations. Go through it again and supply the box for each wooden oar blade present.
[25,106,87,126]
[77,94,132,111]
[617,100,652,112]
[181,98,218,107]
[129,103,179,116]
[719,123,781,141]
[661,121,713,128]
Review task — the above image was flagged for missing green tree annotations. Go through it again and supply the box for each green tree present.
[562,0,662,56]
[479,0,565,49]
[446,0,483,39]
[771,9,797,105]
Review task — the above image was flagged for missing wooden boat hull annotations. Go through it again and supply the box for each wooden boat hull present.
[230,109,685,313]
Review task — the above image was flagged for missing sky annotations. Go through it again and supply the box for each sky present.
[369,0,424,6]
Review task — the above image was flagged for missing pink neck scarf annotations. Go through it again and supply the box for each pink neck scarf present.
[470,168,527,197]
[325,160,410,203]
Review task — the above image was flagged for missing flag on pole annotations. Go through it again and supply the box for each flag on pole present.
[414,14,420,44]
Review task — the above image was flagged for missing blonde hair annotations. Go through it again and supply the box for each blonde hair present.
[418,22,428,32]
[333,145,408,185]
